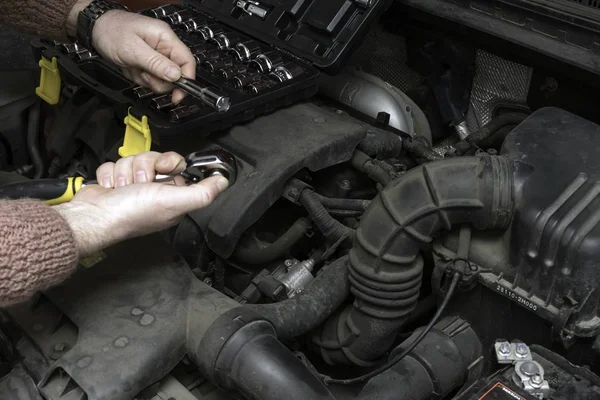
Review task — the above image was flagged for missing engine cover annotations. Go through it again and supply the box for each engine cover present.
[171,103,369,258]
[475,108,600,338]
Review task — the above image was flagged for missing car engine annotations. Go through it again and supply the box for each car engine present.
[2,1,600,400]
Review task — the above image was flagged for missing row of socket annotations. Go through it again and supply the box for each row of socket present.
[54,41,97,61]
[133,85,203,121]
[148,5,305,94]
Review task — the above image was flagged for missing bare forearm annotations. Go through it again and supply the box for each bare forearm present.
[54,201,115,257]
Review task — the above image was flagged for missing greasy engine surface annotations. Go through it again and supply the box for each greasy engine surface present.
[5,1,600,399]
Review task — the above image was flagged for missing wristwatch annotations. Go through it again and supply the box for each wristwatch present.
[76,0,129,50]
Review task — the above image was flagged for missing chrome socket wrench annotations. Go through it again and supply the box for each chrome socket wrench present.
[133,86,154,99]
[170,105,201,121]
[247,79,274,95]
[151,95,175,111]
[154,150,237,186]
[166,9,194,25]
[172,77,231,112]
[197,24,225,40]
[203,57,235,74]
[269,62,304,83]
[183,150,237,184]
[208,34,242,50]
[75,50,97,61]
[147,4,180,18]
[219,65,248,80]
[192,48,221,65]
[250,51,283,73]
[228,40,262,62]
[183,17,208,32]
[232,73,262,90]
[61,43,83,54]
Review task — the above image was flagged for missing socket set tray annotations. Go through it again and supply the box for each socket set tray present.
[31,0,391,137]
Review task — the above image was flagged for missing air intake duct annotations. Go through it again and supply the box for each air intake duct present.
[313,156,514,365]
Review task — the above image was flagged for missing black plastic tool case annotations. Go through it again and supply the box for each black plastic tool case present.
[31,0,391,137]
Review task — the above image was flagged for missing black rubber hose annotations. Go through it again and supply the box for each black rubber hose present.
[403,136,443,164]
[357,129,403,159]
[27,101,44,179]
[455,113,528,155]
[351,150,392,186]
[234,218,311,265]
[196,308,335,400]
[224,330,335,400]
[315,194,371,212]
[299,190,353,243]
[248,256,350,340]
[313,156,514,365]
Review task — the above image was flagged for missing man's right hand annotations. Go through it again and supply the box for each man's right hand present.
[55,152,228,257]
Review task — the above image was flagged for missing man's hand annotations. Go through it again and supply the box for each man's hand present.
[55,152,228,257]
[67,1,195,104]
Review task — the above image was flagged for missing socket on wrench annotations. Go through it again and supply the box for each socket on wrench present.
[184,150,237,184]
[154,150,237,186]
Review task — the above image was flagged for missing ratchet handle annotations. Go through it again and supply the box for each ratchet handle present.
[0,177,85,205]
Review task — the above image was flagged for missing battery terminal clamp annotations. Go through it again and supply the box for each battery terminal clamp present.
[36,57,62,105]
[119,109,152,157]
[494,341,551,399]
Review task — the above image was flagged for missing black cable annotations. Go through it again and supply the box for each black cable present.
[321,270,461,386]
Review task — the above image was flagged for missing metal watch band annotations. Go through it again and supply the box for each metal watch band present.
[76,0,129,50]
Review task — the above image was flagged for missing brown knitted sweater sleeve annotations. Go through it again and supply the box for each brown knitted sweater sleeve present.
[0,0,80,40]
[0,200,78,307]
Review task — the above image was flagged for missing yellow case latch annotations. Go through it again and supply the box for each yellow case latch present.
[35,57,61,105]
[119,108,152,158]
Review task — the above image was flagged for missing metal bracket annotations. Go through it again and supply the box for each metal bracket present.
[282,178,314,204]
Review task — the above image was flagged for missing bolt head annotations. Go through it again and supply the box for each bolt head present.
[284,259,294,267]
[53,343,66,352]
[203,278,213,286]
[498,342,511,355]
[515,343,528,355]
[531,375,543,385]
[520,361,540,376]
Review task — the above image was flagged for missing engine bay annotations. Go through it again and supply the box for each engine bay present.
[2,1,600,400]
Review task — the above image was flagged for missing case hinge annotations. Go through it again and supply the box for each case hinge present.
[119,108,152,157]
[35,57,62,105]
